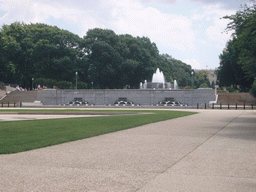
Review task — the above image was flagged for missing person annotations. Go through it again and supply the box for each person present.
[16,85,20,91]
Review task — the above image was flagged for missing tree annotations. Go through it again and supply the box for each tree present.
[250,78,256,97]
[0,22,85,88]
[196,70,210,88]
[159,54,194,88]
[82,30,159,89]
[218,2,256,91]
[1,23,198,89]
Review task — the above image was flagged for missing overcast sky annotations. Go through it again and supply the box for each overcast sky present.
[0,0,248,69]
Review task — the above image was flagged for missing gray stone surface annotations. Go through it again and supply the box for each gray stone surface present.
[37,89,216,106]
[0,109,255,191]
[0,114,105,121]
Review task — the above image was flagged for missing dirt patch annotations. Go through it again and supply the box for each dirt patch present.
[217,92,256,105]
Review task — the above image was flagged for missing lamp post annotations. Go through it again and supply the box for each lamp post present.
[75,72,78,90]
[191,71,194,89]
[32,78,34,90]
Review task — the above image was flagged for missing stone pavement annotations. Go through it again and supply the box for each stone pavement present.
[0,109,255,191]
[0,114,105,121]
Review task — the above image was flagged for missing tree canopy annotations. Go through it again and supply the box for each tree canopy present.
[0,22,204,89]
[217,2,256,92]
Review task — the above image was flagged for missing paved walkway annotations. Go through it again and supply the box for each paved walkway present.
[0,109,255,191]
[0,114,105,121]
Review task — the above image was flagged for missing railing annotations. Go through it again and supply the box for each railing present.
[197,103,254,110]
[0,102,254,109]
[1,102,22,107]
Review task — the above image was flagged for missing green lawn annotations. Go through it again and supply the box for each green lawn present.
[0,109,196,154]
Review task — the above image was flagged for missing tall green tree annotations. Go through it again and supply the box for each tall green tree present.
[0,22,85,88]
[159,54,195,88]
[1,23,198,90]
[218,2,256,91]
[83,29,159,89]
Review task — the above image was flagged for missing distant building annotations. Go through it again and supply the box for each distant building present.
[207,70,217,85]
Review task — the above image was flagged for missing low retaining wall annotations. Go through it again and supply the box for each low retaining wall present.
[37,89,216,106]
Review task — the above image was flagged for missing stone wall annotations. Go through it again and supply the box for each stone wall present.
[37,89,216,106]
[0,90,6,99]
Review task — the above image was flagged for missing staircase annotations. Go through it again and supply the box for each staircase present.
[217,92,256,105]
[0,91,37,103]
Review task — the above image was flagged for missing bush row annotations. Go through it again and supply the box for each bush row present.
[34,78,87,89]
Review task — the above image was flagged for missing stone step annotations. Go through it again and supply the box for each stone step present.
[0,91,37,103]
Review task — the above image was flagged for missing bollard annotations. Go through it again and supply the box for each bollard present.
[236,103,237,110]
[205,103,207,109]
[14,102,16,108]
[220,103,222,109]
[1,102,3,107]
[197,103,199,109]
[20,102,22,107]
[252,104,254,110]
[8,102,9,107]
[228,103,230,110]
[244,103,246,110]
[212,103,214,109]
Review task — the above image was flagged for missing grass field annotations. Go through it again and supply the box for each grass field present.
[0,109,196,154]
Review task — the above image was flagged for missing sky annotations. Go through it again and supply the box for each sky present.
[0,0,248,70]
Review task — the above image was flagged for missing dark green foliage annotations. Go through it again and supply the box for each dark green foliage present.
[218,3,256,91]
[250,78,256,97]
[0,22,84,88]
[77,81,87,89]
[34,78,87,89]
[1,22,197,89]
[196,70,211,88]
[56,80,72,89]
[34,78,57,88]
[158,54,207,88]
[83,30,159,89]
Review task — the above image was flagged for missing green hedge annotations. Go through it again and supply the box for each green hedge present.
[250,78,256,98]
[34,78,87,89]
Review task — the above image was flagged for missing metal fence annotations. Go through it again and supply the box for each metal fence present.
[197,103,254,110]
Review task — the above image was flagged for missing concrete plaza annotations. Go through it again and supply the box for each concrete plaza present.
[0,109,255,191]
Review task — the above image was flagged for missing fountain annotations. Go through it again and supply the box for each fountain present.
[151,68,165,89]
[140,68,175,89]
[174,80,178,90]
[144,80,147,89]
[152,68,165,84]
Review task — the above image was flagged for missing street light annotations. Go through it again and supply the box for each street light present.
[32,78,34,90]
[75,72,78,90]
[191,71,194,89]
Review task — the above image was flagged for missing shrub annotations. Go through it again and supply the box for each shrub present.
[34,78,87,89]
[199,83,208,88]
[183,86,191,89]
[250,78,256,98]
[77,82,87,89]
[56,81,72,89]
[226,85,238,92]
[34,78,57,88]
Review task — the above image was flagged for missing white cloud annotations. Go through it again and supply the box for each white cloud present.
[0,0,101,36]
[204,5,235,48]
[110,1,195,51]
[190,3,235,49]
[182,58,201,69]
[0,0,242,70]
